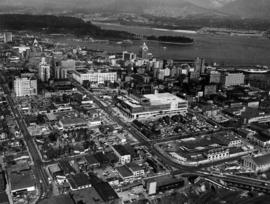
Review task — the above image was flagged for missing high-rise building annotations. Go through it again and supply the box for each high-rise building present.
[221,72,245,88]
[122,51,136,61]
[209,71,221,84]
[170,67,178,78]
[154,60,163,69]
[140,42,149,59]
[3,32,12,43]
[158,69,165,80]
[38,57,50,82]
[14,77,37,97]
[164,67,171,77]
[56,59,76,79]
[55,66,68,79]
[194,57,206,74]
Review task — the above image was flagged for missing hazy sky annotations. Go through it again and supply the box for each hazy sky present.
[0,0,236,8]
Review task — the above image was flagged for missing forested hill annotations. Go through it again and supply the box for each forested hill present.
[0,14,135,39]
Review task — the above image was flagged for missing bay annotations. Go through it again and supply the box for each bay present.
[93,22,270,66]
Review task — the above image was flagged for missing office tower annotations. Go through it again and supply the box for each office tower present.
[14,77,37,97]
[3,32,12,43]
[55,66,68,79]
[194,57,206,74]
[38,57,51,82]
[209,71,221,84]
[221,72,245,88]
[140,42,149,59]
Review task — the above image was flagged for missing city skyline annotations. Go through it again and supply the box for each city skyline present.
[0,1,270,204]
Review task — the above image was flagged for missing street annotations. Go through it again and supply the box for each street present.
[0,72,50,202]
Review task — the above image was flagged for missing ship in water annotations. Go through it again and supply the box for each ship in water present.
[239,66,269,74]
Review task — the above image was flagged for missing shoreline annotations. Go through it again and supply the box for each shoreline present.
[92,21,197,34]
[93,21,267,39]
[149,39,194,46]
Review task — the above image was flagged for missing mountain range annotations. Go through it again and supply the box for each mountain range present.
[0,0,269,19]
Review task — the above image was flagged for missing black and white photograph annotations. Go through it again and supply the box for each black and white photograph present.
[0,0,270,204]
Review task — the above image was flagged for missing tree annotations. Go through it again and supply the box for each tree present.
[48,132,58,142]
[83,141,90,150]
[89,140,97,152]
[37,114,45,124]
[82,80,91,89]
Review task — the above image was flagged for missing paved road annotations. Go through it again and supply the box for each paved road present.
[0,73,50,203]
[69,77,270,193]
[70,78,254,173]
[70,78,199,171]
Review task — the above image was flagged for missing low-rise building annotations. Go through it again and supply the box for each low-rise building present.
[243,153,270,172]
[72,69,117,84]
[126,163,145,177]
[111,145,131,165]
[93,182,120,204]
[58,117,88,131]
[116,166,134,182]
[10,171,36,195]
[116,92,188,120]
[85,155,100,169]
[58,160,76,176]
[144,175,184,195]
[240,108,270,124]
[117,163,145,182]
[247,133,270,148]
[213,131,242,147]
[207,148,229,161]
[67,173,92,191]
[48,164,63,179]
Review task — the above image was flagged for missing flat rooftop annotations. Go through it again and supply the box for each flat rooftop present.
[93,182,119,202]
[252,153,270,166]
[75,69,117,75]
[119,92,187,108]
[113,145,130,156]
[117,166,133,178]
[117,95,142,108]
[10,171,35,191]
[60,117,87,125]
[67,173,92,189]
[144,93,186,106]
[39,195,74,204]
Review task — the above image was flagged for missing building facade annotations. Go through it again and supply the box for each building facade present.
[116,92,188,119]
[140,42,149,59]
[207,148,230,161]
[38,57,51,82]
[3,32,12,43]
[72,70,118,84]
[111,145,131,165]
[55,66,68,79]
[14,77,37,97]
[242,153,270,173]
[221,72,245,88]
